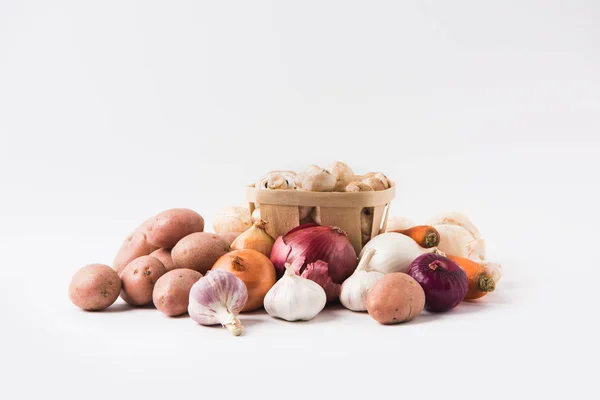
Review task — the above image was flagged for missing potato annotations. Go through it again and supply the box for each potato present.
[152,269,203,316]
[150,248,175,271]
[112,208,204,273]
[69,264,121,311]
[143,208,205,248]
[119,256,167,306]
[172,232,231,274]
[217,232,239,247]
[366,273,425,324]
[113,230,158,274]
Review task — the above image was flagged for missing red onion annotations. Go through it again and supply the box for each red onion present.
[270,223,358,302]
[407,253,468,312]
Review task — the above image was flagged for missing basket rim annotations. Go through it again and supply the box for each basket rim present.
[246,183,395,207]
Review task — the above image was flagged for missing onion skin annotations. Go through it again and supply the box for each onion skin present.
[211,249,276,312]
[270,223,358,302]
[407,253,468,312]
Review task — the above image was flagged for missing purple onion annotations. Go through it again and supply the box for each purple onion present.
[407,253,468,312]
[270,223,358,302]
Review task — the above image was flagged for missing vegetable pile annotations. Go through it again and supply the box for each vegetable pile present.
[68,162,503,336]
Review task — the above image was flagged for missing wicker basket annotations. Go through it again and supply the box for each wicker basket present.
[246,184,395,254]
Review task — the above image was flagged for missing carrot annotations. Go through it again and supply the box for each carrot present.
[447,255,496,300]
[390,225,440,248]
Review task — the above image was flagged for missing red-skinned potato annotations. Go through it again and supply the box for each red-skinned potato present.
[113,230,158,275]
[119,256,167,306]
[143,208,204,248]
[69,264,121,311]
[366,273,425,324]
[218,232,239,247]
[152,269,203,316]
[171,232,231,274]
[150,248,175,271]
[113,209,204,274]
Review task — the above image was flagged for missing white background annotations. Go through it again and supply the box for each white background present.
[1,1,598,399]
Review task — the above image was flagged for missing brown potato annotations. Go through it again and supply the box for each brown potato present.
[143,208,205,248]
[112,208,204,273]
[113,230,158,274]
[150,248,175,271]
[171,232,230,274]
[217,232,239,246]
[119,256,166,306]
[152,269,203,316]
[366,273,425,324]
[69,264,121,311]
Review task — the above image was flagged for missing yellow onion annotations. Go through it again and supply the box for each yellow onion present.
[230,220,275,257]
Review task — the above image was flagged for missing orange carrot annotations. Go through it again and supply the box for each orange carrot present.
[447,255,496,300]
[391,225,440,248]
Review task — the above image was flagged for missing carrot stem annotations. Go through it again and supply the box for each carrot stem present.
[478,276,496,293]
[391,225,440,248]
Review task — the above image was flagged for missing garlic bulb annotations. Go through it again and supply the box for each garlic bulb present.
[328,161,354,191]
[340,249,384,311]
[302,168,336,192]
[188,270,248,336]
[263,263,326,322]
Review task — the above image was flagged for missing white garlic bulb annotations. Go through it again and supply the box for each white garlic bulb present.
[339,248,383,311]
[263,263,326,322]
